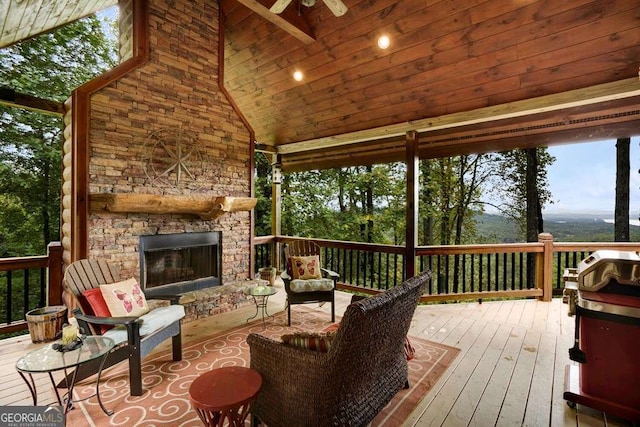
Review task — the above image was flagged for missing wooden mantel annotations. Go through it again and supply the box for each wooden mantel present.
[90,193,257,220]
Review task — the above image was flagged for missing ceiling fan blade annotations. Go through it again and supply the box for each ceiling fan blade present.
[323,0,347,16]
[270,0,293,13]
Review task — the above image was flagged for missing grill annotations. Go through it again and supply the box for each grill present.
[563,250,640,421]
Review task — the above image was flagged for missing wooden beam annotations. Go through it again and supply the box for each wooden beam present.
[234,0,315,44]
[0,87,64,116]
[405,131,418,280]
[90,193,257,220]
[271,155,282,271]
[277,77,640,155]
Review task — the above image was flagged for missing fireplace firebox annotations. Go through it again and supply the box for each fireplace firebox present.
[139,231,222,296]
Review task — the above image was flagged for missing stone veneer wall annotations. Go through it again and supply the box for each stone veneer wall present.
[85,0,252,285]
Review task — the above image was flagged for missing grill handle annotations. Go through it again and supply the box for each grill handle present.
[569,309,587,363]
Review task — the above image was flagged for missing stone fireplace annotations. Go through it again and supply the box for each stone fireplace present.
[139,231,222,297]
[61,0,255,290]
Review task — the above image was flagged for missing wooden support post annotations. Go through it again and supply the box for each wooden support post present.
[405,131,419,279]
[47,242,64,306]
[272,156,282,272]
[536,232,554,301]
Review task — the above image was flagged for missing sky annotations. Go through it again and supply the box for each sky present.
[543,137,640,217]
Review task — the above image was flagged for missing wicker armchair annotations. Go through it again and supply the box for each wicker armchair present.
[247,270,430,426]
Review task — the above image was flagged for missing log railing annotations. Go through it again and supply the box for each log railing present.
[0,242,63,336]
[253,234,640,302]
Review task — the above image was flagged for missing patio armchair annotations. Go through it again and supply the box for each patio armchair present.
[282,240,338,326]
[61,259,185,396]
[248,270,429,426]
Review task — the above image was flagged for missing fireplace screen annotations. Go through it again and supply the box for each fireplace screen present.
[139,231,222,295]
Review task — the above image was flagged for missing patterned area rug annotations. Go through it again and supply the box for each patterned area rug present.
[67,307,459,426]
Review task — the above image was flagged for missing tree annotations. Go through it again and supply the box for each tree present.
[614,137,630,242]
[490,148,555,241]
[254,152,273,236]
[0,15,117,256]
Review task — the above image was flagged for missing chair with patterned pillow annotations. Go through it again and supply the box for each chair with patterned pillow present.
[282,240,338,326]
[61,259,185,396]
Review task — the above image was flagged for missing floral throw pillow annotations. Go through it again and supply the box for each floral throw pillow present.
[290,255,322,280]
[100,278,149,317]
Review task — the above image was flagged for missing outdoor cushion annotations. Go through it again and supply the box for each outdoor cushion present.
[281,331,336,352]
[289,278,335,293]
[81,288,113,334]
[290,255,322,279]
[100,278,149,317]
[103,304,185,346]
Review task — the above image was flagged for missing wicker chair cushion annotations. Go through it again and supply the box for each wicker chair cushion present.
[103,304,185,345]
[281,331,337,352]
[100,278,149,317]
[290,255,322,279]
[289,278,335,293]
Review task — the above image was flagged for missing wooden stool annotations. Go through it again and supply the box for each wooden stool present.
[189,366,262,427]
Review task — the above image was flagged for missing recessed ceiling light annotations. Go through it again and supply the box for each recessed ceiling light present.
[293,70,303,81]
[377,35,390,49]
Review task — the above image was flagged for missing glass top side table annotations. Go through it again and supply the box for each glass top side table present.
[244,285,278,328]
[15,335,115,415]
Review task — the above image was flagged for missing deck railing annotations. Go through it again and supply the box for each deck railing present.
[0,243,63,335]
[254,235,640,302]
[3,238,639,336]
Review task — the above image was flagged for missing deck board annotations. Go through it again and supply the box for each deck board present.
[431,322,503,426]
[497,329,541,426]
[0,285,633,426]
[522,332,555,427]
[469,325,527,426]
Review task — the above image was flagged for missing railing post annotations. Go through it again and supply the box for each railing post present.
[47,241,64,306]
[536,233,554,301]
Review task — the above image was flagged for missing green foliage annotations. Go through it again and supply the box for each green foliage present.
[254,153,273,236]
[263,151,552,247]
[420,155,495,245]
[0,17,117,101]
[487,148,555,238]
[280,163,408,244]
[0,15,117,256]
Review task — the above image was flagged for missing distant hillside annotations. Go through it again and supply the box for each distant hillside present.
[474,213,640,243]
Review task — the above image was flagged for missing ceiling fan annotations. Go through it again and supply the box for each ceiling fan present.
[270,0,348,17]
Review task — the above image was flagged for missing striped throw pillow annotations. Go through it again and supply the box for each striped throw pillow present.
[281,332,336,352]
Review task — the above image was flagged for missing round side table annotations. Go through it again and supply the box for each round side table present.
[245,285,277,328]
[189,366,262,427]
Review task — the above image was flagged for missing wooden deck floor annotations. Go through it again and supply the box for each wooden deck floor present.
[0,284,635,427]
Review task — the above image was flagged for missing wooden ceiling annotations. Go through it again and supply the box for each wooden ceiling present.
[221,0,640,171]
[0,0,117,49]
[2,0,639,172]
